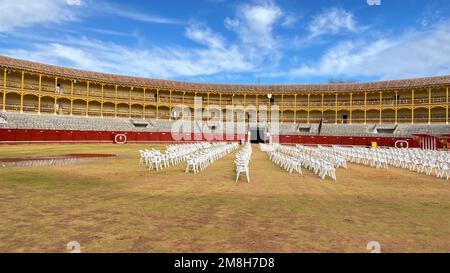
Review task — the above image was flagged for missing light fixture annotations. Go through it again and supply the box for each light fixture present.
[73,80,77,84]
[6,69,11,74]
[130,87,134,91]
[267,94,272,99]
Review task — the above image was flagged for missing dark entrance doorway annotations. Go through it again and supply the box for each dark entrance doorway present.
[249,127,267,143]
[342,115,348,124]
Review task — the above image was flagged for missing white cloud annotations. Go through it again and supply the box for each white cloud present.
[308,7,359,39]
[101,4,182,25]
[185,24,225,48]
[292,21,450,80]
[0,0,80,32]
[281,13,299,27]
[3,24,254,79]
[225,0,283,52]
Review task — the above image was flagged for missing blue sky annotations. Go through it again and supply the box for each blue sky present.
[0,0,450,84]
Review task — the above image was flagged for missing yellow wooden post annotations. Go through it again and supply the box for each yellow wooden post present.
[307,94,310,124]
[2,68,6,112]
[349,93,353,124]
[281,94,284,123]
[294,94,297,123]
[86,81,90,116]
[20,71,24,113]
[364,92,367,124]
[114,85,118,118]
[446,87,449,125]
[128,87,132,119]
[335,93,338,124]
[169,90,173,120]
[156,89,159,120]
[38,74,42,114]
[255,94,260,122]
[428,88,432,124]
[395,91,398,124]
[54,77,58,114]
[70,80,74,116]
[321,94,324,121]
[411,89,415,124]
[100,84,104,117]
[143,88,146,119]
[195,92,198,121]
[255,94,258,110]
[379,91,382,124]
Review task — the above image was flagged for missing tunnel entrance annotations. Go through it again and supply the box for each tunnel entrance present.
[249,127,268,144]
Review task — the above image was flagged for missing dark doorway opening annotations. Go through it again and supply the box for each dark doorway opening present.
[249,127,267,143]
[342,115,348,124]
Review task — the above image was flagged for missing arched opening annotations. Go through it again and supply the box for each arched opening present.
[431,107,446,123]
[295,110,308,123]
[131,104,144,119]
[309,110,322,124]
[282,110,294,123]
[56,98,71,115]
[5,92,21,111]
[322,110,334,124]
[102,102,115,117]
[414,107,428,124]
[337,110,350,124]
[72,99,87,116]
[158,106,170,120]
[41,96,55,114]
[398,108,412,123]
[381,109,395,124]
[367,109,379,124]
[88,101,102,117]
[22,94,39,113]
[116,103,129,118]
[351,110,364,124]
[144,105,157,119]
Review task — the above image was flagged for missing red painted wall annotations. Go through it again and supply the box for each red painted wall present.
[278,134,423,148]
[0,128,430,148]
[0,129,247,144]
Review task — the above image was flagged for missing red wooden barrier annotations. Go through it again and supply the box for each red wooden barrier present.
[0,128,430,148]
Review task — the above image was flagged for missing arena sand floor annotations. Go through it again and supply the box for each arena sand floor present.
[0,144,449,253]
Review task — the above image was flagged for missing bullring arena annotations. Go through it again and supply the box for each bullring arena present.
[0,55,449,253]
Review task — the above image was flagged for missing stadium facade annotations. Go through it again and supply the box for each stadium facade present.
[0,55,449,148]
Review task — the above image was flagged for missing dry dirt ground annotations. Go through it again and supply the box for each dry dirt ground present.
[0,144,449,253]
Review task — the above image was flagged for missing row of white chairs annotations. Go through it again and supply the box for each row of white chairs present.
[328,146,389,169]
[331,146,449,180]
[139,143,213,172]
[297,145,348,169]
[267,150,303,174]
[138,148,168,171]
[235,144,252,183]
[260,144,337,181]
[185,142,239,174]
[290,145,337,180]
